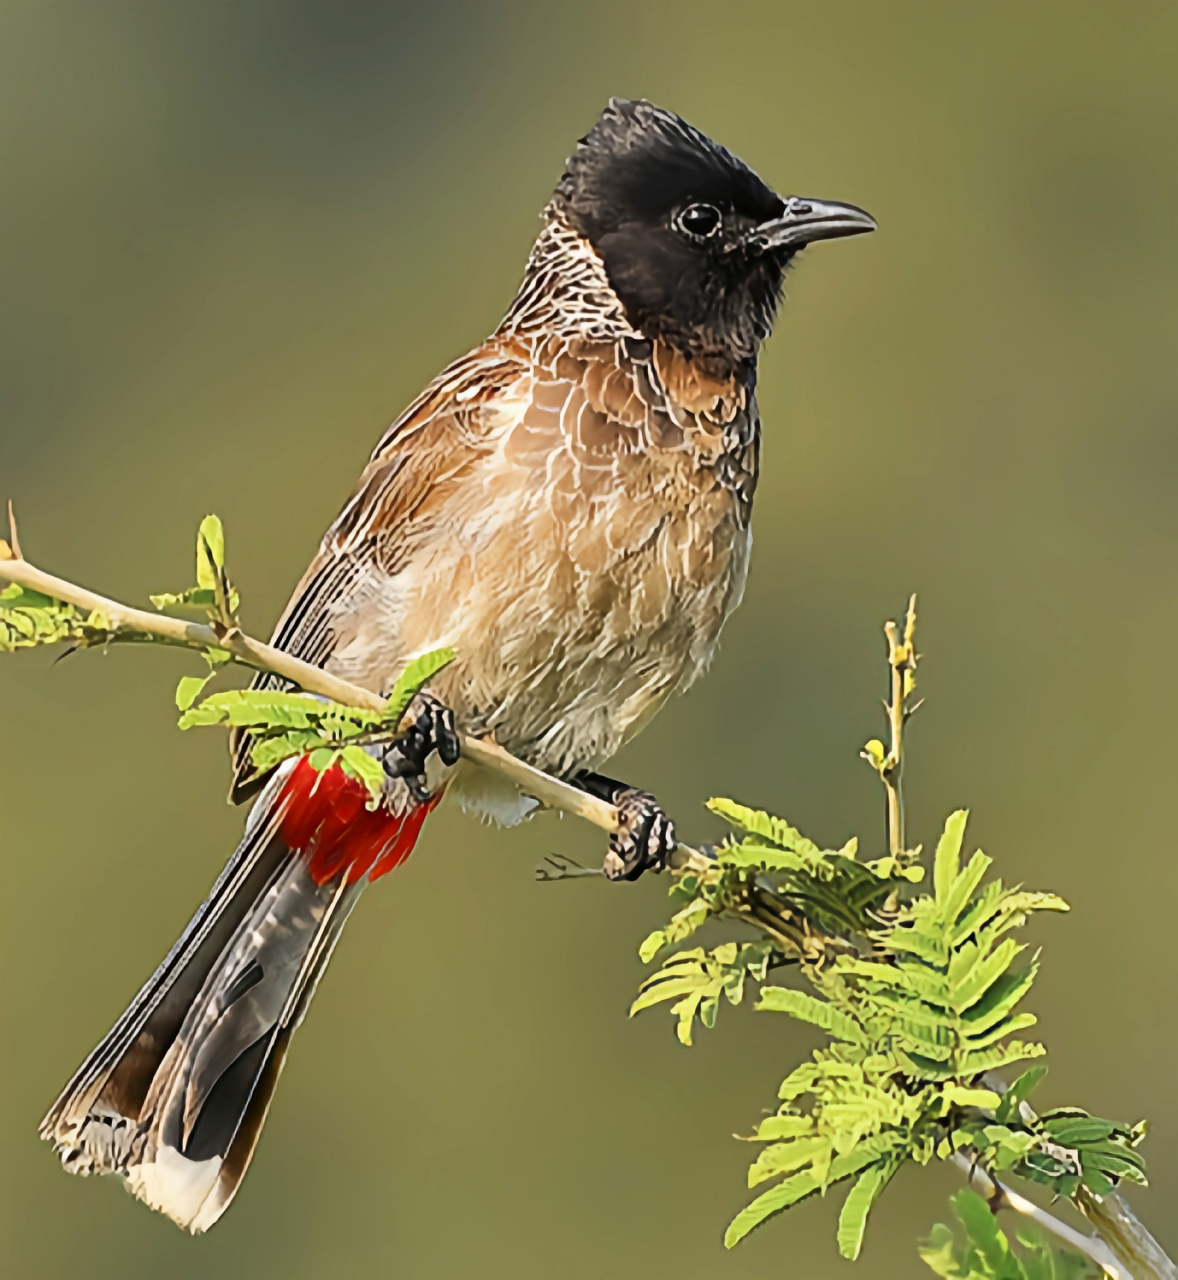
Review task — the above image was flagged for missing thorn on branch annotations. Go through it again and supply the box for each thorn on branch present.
[535,853,603,882]
[5,500,22,561]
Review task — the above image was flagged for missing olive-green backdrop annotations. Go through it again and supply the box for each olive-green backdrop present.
[2,2,1175,1275]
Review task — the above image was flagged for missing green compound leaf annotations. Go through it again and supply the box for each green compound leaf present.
[196,514,225,588]
[631,942,771,1044]
[0,583,82,651]
[920,1187,1095,1279]
[178,688,368,731]
[725,1140,900,1249]
[634,797,1148,1260]
[933,809,969,907]
[175,673,214,711]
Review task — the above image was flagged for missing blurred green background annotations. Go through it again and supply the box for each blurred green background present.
[2,1,1176,1275]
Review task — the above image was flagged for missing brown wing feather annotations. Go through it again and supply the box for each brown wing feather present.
[228,340,532,801]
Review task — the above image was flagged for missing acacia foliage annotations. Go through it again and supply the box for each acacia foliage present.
[1,515,453,802]
[632,805,1146,1263]
[921,1190,1095,1279]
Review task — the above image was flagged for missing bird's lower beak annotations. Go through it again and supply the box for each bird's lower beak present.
[746,197,877,252]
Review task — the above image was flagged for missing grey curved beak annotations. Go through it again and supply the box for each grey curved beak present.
[746,197,877,252]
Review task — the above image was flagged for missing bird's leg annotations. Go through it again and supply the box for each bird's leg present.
[574,771,677,881]
[381,692,461,803]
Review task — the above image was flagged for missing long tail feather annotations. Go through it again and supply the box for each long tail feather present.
[42,761,435,1232]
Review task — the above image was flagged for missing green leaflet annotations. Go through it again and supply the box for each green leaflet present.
[749,1114,814,1141]
[175,673,214,711]
[338,744,388,805]
[777,1062,821,1103]
[250,730,322,772]
[933,810,969,907]
[837,1160,895,1261]
[1041,1115,1118,1145]
[994,1065,1049,1123]
[960,964,1039,1036]
[960,1012,1039,1053]
[383,648,457,728]
[723,1168,822,1248]
[940,1085,1002,1111]
[638,897,710,962]
[196,514,225,588]
[958,1039,1047,1075]
[755,987,866,1043]
[747,1135,832,1187]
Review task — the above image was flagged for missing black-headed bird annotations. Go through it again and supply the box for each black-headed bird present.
[43,98,874,1230]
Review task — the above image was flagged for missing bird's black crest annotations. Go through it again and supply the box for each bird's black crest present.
[557,98,783,241]
[553,99,790,373]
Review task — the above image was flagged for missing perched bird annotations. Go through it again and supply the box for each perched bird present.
[42,98,874,1230]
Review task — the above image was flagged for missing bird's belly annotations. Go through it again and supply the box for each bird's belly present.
[327,468,751,780]
[465,488,749,774]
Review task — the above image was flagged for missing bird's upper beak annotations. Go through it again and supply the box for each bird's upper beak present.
[744,196,877,253]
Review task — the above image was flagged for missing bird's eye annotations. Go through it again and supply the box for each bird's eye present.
[674,202,722,240]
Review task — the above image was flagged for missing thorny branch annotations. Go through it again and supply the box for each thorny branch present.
[0,527,823,959]
[1,527,1172,1277]
[952,1153,1128,1275]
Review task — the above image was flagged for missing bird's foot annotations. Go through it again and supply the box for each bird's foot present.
[382,693,461,803]
[606,788,677,880]
[575,772,677,881]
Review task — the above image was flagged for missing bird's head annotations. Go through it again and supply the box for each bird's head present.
[554,98,875,374]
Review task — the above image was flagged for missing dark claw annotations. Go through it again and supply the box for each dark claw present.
[381,692,460,801]
[602,787,677,882]
[432,704,461,767]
